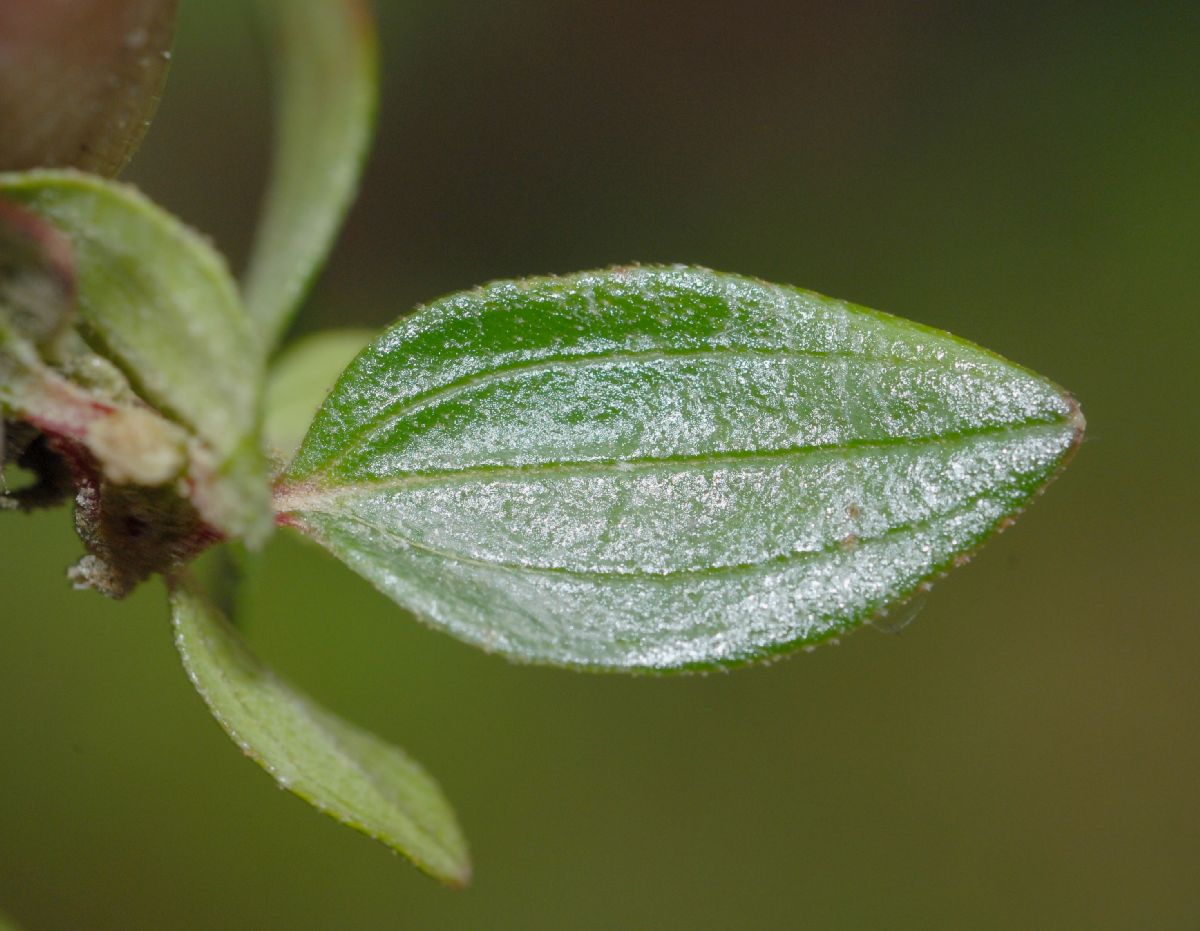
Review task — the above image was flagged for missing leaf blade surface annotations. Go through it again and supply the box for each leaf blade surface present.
[280,266,1083,671]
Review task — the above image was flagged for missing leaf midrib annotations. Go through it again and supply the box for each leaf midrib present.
[301,344,1003,476]
[304,486,1012,585]
[279,416,1072,514]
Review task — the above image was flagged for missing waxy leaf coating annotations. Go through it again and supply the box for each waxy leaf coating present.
[170,578,471,886]
[278,266,1083,672]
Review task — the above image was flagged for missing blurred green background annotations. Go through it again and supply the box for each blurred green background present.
[3,1,1198,928]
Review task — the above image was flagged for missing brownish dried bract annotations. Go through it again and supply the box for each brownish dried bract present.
[67,445,219,598]
[0,0,179,176]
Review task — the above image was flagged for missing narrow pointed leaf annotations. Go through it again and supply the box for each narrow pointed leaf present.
[169,577,471,886]
[277,266,1084,672]
[243,0,378,350]
[0,0,178,176]
[0,171,271,543]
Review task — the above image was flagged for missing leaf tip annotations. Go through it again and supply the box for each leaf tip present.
[440,855,473,890]
[1049,390,1086,477]
[1066,392,1086,445]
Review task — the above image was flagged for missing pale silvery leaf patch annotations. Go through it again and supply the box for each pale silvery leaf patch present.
[276,266,1084,672]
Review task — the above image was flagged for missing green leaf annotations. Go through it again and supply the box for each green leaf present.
[276,266,1084,672]
[169,576,471,886]
[264,328,374,459]
[0,0,178,176]
[0,171,272,543]
[243,0,379,350]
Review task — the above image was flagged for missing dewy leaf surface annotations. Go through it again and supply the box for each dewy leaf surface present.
[169,577,471,886]
[0,171,272,543]
[278,266,1084,672]
[243,0,378,350]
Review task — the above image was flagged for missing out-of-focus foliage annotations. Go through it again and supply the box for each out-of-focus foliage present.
[170,579,471,885]
[243,0,378,349]
[0,171,272,545]
[0,0,177,176]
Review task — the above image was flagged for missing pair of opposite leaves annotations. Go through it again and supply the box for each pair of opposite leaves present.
[0,0,1083,888]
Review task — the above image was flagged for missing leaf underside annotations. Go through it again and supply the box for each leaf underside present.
[278,266,1083,672]
[169,578,471,886]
